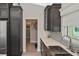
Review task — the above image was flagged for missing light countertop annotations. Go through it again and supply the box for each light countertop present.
[41,36,78,56]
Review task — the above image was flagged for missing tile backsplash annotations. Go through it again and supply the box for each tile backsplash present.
[48,32,71,49]
[47,32,62,42]
[48,31,79,52]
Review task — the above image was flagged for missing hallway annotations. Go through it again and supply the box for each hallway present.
[22,39,41,56]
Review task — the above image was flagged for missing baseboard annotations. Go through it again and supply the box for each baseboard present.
[37,48,40,52]
[7,50,23,56]
[23,48,26,52]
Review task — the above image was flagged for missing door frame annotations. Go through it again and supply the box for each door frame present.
[25,19,38,52]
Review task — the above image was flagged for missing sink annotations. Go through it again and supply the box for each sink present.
[48,46,72,56]
[49,46,68,52]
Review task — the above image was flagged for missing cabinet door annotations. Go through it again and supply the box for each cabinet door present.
[40,39,48,56]
[40,40,45,56]
[47,8,51,31]
[10,7,20,55]
[53,10,61,32]
[40,39,52,56]
[53,26,61,32]
[50,8,55,32]
[9,6,23,56]
[0,8,8,18]
[0,3,10,18]
[51,9,61,32]
[44,6,51,31]
[54,10,61,26]
[0,4,9,8]
[44,10,46,30]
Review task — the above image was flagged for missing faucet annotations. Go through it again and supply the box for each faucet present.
[67,36,73,50]
[62,35,73,51]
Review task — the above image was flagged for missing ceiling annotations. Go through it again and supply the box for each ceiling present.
[33,3,53,7]
[13,3,53,7]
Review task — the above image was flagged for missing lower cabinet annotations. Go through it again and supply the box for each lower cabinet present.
[40,39,52,56]
[40,39,72,56]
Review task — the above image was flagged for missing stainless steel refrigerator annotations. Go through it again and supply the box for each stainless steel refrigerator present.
[0,21,7,54]
[0,3,23,56]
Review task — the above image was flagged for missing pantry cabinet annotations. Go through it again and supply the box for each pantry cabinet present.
[8,6,23,56]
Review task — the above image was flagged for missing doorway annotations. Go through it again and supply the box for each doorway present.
[26,19,40,56]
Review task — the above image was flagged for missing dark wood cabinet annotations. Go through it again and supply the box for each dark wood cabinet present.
[0,3,11,8]
[44,6,51,31]
[0,3,12,19]
[51,5,61,32]
[40,39,46,56]
[40,39,72,56]
[8,6,23,56]
[0,8,9,18]
[44,4,61,32]
[40,39,52,56]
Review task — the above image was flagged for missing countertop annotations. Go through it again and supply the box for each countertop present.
[41,36,78,56]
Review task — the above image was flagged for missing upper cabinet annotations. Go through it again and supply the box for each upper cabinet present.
[44,4,61,32]
[44,6,51,31]
[0,3,12,19]
[0,8,9,18]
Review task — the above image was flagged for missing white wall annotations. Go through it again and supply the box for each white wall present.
[20,3,45,52]
[30,24,37,43]
[60,3,79,36]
